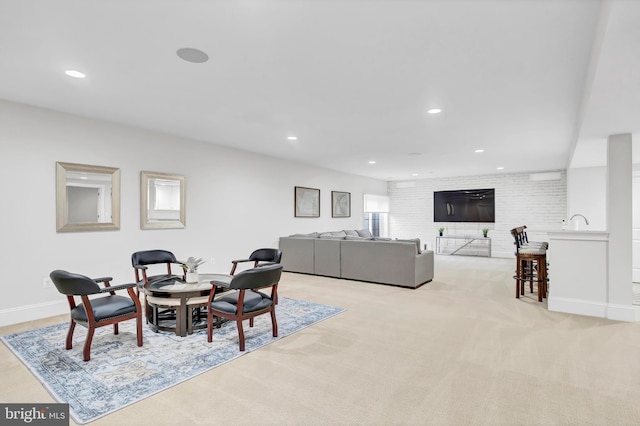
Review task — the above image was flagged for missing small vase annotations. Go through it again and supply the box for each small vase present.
[186,272,199,284]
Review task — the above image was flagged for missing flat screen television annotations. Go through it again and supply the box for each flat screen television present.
[433,188,495,223]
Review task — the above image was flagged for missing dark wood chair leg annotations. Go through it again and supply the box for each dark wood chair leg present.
[83,327,95,362]
[207,311,214,342]
[237,319,245,351]
[270,310,278,337]
[114,323,119,335]
[136,315,143,346]
[65,320,76,350]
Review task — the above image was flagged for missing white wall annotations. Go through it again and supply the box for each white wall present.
[567,166,606,230]
[633,175,640,283]
[388,172,567,258]
[0,100,387,326]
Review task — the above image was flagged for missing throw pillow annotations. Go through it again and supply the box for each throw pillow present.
[344,235,372,240]
[343,230,359,236]
[289,233,319,238]
[356,228,373,238]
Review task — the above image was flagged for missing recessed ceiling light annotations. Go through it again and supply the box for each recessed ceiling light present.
[287,136,297,141]
[427,108,442,114]
[475,149,484,153]
[497,167,505,170]
[176,47,209,63]
[368,160,376,164]
[408,152,422,156]
[65,70,86,79]
[412,173,419,177]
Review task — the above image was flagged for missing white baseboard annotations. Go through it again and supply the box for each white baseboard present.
[0,300,68,328]
[607,303,637,322]
[548,297,637,322]
[548,296,607,318]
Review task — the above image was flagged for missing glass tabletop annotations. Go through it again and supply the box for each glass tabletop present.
[146,273,231,293]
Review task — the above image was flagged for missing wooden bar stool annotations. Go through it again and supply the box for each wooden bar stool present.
[510,226,549,302]
[515,248,548,302]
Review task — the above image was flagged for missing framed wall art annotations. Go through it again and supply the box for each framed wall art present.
[295,186,320,217]
[331,191,351,218]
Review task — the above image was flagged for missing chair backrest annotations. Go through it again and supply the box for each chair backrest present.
[131,249,177,267]
[50,270,101,296]
[249,248,283,263]
[230,264,283,290]
[510,227,525,248]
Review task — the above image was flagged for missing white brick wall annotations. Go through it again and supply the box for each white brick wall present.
[388,171,567,258]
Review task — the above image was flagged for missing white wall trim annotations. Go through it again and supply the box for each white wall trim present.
[606,303,636,322]
[548,296,607,318]
[548,297,637,322]
[0,300,68,328]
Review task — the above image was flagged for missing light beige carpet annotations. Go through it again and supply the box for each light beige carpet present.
[2,255,640,425]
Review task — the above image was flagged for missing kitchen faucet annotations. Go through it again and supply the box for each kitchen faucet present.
[569,214,589,225]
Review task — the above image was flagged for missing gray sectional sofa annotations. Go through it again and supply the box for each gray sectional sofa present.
[279,230,434,288]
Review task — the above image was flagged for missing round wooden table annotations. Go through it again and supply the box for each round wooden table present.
[143,273,231,337]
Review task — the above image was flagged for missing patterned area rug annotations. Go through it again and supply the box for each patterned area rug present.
[1,297,344,424]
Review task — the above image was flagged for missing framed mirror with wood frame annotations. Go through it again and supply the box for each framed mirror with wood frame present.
[56,162,121,232]
[140,171,186,229]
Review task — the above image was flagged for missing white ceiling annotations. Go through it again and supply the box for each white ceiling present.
[0,0,637,180]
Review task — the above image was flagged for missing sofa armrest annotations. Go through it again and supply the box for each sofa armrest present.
[414,250,434,285]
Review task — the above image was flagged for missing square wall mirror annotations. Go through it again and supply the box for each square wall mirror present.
[56,162,121,232]
[141,171,185,229]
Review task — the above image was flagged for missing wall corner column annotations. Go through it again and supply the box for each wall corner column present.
[606,133,634,321]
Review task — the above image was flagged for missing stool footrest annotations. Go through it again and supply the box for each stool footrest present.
[513,275,548,283]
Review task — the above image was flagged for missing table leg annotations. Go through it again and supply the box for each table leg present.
[176,298,187,337]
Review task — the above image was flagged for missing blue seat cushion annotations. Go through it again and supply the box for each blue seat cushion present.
[71,295,137,322]
[210,290,272,314]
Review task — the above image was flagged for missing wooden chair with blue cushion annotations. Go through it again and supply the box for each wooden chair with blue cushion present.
[207,264,283,351]
[49,270,143,362]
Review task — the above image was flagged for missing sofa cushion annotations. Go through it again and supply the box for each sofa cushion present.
[344,230,359,236]
[289,232,319,238]
[396,238,421,254]
[319,235,345,240]
[373,237,392,241]
[331,230,347,237]
[356,229,373,238]
[345,235,372,240]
